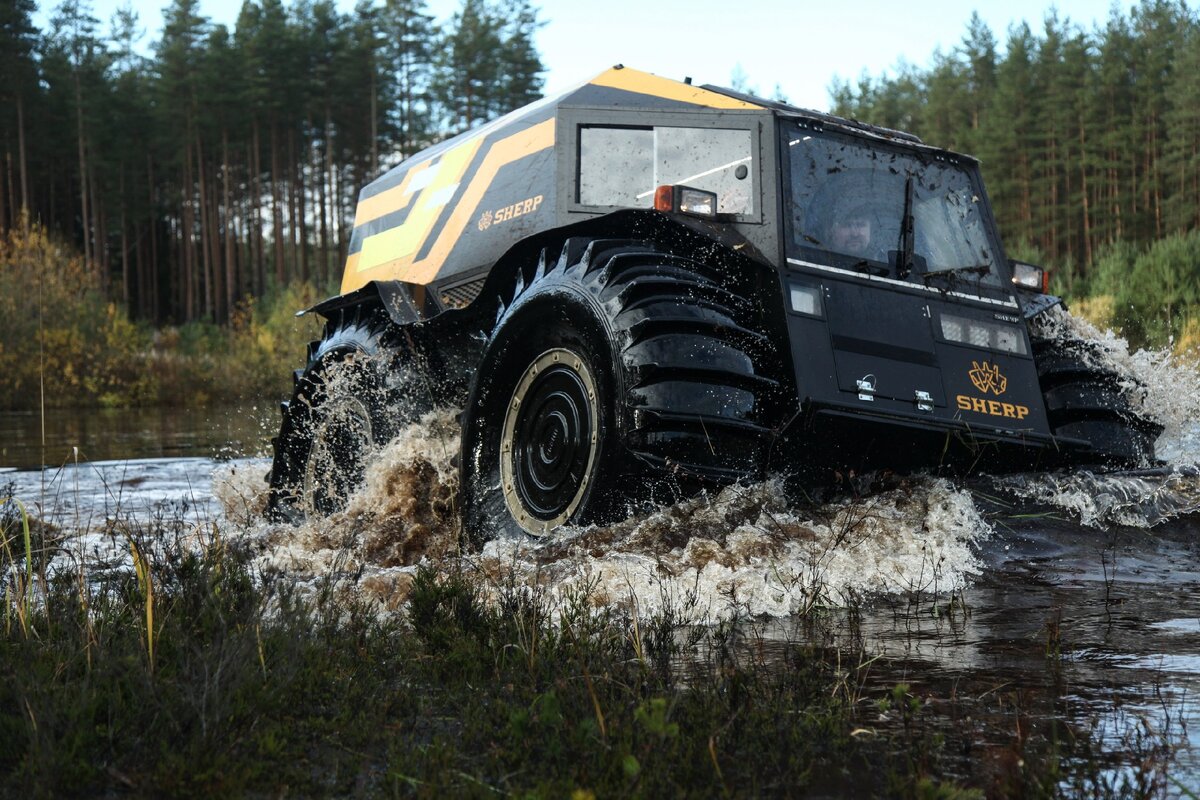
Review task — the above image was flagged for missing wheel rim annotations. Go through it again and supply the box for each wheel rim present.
[500,347,599,535]
[302,394,373,516]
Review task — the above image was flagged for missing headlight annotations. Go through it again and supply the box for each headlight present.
[940,313,1027,355]
[1011,261,1048,292]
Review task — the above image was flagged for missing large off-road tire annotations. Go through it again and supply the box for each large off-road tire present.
[459,238,779,544]
[268,306,406,520]
[1032,336,1162,467]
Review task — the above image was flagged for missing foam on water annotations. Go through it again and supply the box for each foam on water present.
[223,409,989,620]
[473,476,987,619]
[989,469,1200,529]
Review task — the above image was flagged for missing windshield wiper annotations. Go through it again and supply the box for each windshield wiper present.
[921,264,990,285]
[896,176,915,278]
[848,258,889,277]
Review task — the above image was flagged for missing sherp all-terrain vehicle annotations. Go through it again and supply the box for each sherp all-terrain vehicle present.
[267,65,1161,538]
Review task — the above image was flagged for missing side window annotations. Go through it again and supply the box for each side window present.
[577,124,756,215]
[578,127,653,207]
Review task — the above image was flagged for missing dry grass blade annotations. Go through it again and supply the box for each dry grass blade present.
[1,496,34,637]
[125,534,156,673]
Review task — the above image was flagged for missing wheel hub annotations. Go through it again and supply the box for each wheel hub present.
[501,348,599,535]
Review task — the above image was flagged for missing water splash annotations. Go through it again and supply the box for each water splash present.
[999,306,1200,527]
[224,410,989,620]
[214,305,1200,613]
[1034,305,1200,466]
[988,469,1200,529]
[474,476,988,620]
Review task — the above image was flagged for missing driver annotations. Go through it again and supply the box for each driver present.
[827,203,874,257]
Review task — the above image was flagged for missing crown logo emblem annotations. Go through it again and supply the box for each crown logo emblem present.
[969,361,1007,395]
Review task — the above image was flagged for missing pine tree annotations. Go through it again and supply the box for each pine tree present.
[495,0,543,113]
[959,12,996,154]
[0,0,39,225]
[433,0,503,133]
[46,0,108,276]
[382,0,435,158]
[1164,22,1200,232]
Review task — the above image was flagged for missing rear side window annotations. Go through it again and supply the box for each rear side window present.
[578,127,653,207]
[578,125,756,215]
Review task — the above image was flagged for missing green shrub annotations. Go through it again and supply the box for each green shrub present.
[0,224,323,410]
[1112,231,1200,347]
[0,223,158,409]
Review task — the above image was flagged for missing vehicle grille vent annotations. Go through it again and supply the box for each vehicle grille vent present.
[441,277,485,309]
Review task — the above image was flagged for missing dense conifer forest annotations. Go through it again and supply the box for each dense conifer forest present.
[0,0,543,325]
[3,0,1200,408]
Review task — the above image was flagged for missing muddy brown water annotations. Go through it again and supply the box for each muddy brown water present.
[2,402,1199,792]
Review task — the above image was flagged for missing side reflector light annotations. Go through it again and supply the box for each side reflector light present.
[1012,261,1048,293]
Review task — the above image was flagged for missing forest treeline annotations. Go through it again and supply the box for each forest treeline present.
[831,1,1200,292]
[0,0,543,325]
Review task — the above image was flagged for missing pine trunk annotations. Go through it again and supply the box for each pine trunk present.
[75,72,92,270]
[16,92,28,219]
[1,151,9,229]
[1078,116,1092,267]
[323,106,334,284]
[252,120,265,296]
[223,130,236,316]
[6,151,17,227]
[148,153,160,321]
[182,141,195,320]
[271,123,284,286]
[296,125,308,283]
[196,136,214,319]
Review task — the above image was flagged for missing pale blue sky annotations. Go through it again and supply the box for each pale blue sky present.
[34,0,1125,111]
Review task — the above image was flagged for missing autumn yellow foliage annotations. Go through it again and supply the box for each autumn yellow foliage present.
[0,222,322,410]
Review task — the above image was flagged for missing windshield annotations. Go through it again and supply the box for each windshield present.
[786,124,1001,287]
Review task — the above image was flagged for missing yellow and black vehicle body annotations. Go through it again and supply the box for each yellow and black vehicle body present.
[270,66,1161,536]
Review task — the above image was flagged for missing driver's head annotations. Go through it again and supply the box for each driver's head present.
[829,204,873,255]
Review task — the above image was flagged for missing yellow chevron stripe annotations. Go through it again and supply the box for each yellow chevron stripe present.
[402,119,556,285]
[589,67,761,110]
[352,161,430,227]
[346,136,483,292]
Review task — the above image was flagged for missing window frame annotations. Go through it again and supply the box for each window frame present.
[559,107,765,225]
[781,120,1006,287]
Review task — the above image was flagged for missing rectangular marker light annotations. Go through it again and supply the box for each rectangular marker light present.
[789,283,822,316]
[940,312,1027,355]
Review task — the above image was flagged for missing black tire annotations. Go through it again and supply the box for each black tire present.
[1032,336,1161,467]
[459,238,778,544]
[268,306,405,520]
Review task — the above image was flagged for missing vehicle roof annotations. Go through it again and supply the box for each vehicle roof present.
[363,66,975,198]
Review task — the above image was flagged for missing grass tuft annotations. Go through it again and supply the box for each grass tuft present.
[0,508,1179,797]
